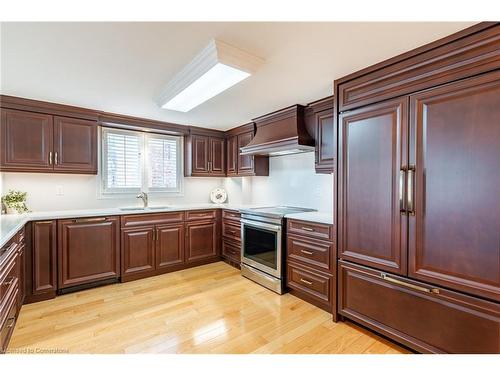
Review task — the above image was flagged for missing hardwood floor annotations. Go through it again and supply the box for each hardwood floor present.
[8,262,408,354]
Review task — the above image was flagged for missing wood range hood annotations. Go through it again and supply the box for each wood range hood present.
[239,104,315,156]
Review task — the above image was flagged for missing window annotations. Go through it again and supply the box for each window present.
[101,127,182,195]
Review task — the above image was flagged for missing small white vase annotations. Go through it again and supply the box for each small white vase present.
[6,206,19,214]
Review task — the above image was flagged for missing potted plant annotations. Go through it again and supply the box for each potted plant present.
[1,190,30,214]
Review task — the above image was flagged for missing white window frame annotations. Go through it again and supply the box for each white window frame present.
[99,127,184,198]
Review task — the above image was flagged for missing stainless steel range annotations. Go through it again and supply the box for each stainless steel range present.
[240,206,316,294]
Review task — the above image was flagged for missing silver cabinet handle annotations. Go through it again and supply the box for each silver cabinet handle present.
[399,167,407,213]
[300,249,314,255]
[49,151,53,165]
[300,278,313,285]
[301,227,314,232]
[54,152,58,165]
[381,273,439,294]
[407,165,415,215]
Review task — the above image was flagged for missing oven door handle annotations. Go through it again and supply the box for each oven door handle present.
[241,219,282,232]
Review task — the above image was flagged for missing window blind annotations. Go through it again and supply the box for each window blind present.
[147,135,179,190]
[104,129,142,190]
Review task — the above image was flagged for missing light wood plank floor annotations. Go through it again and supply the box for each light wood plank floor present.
[8,262,408,354]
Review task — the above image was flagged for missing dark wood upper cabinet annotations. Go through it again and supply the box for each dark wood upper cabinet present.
[225,123,269,177]
[191,135,210,174]
[185,131,226,177]
[58,217,120,289]
[408,72,500,302]
[32,220,57,296]
[306,96,335,174]
[0,108,97,174]
[226,135,238,176]
[185,220,218,263]
[237,131,254,174]
[1,109,53,172]
[53,116,97,174]
[338,98,408,275]
[209,137,226,176]
[156,223,184,270]
[337,23,500,111]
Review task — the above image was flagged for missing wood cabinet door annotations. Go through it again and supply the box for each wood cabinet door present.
[409,72,500,301]
[32,221,57,295]
[185,221,218,263]
[226,135,238,176]
[58,217,120,288]
[338,98,408,275]
[315,109,334,173]
[1,109,53,172]
[209,137,226,175]
[237,131,254,174]
[156,223,184,270]
[191,135,209,174]
[53,116,97,174]
[121,227,155,277]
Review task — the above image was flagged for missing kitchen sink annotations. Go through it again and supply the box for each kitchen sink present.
[119,206,169,211]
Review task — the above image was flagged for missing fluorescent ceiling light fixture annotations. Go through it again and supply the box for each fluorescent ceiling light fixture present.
[157,39,264,112]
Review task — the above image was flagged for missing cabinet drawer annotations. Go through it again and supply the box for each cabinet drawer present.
[0,250,18,312]
[121,212,184,228]
[287,235,332,272]
[185,210,217,221]
[222,239,241,263]
[287,219,333,241]
[222,210,241,222]
[222,221,241,242]
[287,262,332,312]
[338,261,500,354]
[0,291,18,354]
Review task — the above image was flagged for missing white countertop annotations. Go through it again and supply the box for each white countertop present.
[0,204,333,249]
[284,211,334,225]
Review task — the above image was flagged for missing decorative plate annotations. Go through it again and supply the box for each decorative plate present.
[210,188,227,204]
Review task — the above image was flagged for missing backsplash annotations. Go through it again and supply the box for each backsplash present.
[224,152,333,212]
[1,152,333,212]
[0,173,225,212]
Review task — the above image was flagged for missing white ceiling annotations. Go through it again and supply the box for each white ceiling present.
[1,22,474,130]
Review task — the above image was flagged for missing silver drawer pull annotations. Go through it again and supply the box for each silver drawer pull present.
[300,278,313,285]
[73,217,107,223]
[381,273,439,294]
[300,249,314,255]
[301,227,314,232]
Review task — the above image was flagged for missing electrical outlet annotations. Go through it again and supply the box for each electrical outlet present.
[56,185,64,196]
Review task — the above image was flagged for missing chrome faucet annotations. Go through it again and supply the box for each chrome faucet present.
[136,192,148,208]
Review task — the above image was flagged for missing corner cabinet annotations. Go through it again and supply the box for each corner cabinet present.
[0,108,98,174]
[184,131,226,177]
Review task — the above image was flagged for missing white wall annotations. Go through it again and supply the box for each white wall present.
[1,173,224,212]
[1,152,332,213]
[224,152,333,212]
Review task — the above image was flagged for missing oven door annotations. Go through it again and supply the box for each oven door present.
[241,219,282,278]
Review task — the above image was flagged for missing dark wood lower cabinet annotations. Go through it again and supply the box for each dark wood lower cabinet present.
[338,261,500,353]
[58,217,120,289]
[156,223,184,270]
[31,220,57,298]
[121,226,155,280]
[287,262,333,313]
[185,220,218,264]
